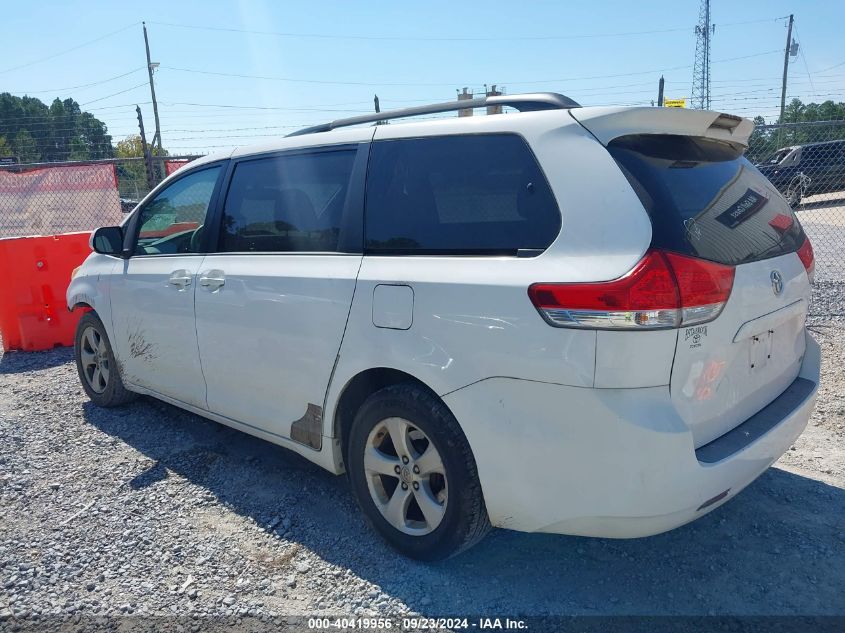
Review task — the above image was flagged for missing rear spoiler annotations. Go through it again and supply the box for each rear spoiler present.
[570,107,755,148]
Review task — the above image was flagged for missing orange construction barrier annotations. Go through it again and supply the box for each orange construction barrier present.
[0,232,92,352]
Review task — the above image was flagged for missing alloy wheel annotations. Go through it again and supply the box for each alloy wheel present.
[79,326,110,394]
[786,179,802,208]
[364,417,448,535]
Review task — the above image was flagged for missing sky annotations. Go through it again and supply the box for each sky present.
[2,0,844,156]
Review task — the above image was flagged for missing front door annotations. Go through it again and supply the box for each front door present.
[109,164,224,408]
[194,145,366,447]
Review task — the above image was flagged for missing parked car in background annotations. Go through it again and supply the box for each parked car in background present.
[756,139,845,208]
[119,198,141,214]
[68,94,820,560]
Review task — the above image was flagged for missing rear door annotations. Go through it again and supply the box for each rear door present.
[605,133,812,447]
[193,144,367,448]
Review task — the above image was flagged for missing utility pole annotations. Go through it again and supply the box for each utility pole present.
[691,0,714,110]
[657,76,665,107]
[136,106,155,190]
[779,14,795,124]
[143,22,162,153]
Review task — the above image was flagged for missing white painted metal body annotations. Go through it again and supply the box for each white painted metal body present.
[68,104,820,538]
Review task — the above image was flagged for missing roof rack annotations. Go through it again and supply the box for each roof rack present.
[287,92,580,137]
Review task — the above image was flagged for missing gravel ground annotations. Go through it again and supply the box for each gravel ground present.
[0,309,843,627]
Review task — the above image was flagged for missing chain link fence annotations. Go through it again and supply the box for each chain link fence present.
[0,156,198,239]
[747,120,845,285]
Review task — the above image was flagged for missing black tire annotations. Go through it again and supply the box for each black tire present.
[74,311,136,407]
[347,383,491,560]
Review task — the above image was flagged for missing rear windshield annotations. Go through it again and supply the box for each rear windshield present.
[608,134,805,265]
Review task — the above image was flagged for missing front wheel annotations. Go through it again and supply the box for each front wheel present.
[785,177,804,209]
[347,384,491,560]
[74,311,136,407]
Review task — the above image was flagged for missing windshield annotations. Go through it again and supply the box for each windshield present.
[767,148,793,165]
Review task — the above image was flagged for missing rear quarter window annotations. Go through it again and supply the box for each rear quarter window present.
[364,134,561,255]
[609,134,805,265]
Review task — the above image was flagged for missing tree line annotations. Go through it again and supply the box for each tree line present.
[0,93,114,162]
[743,98,845,163]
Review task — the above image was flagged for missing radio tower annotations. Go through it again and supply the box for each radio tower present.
[691,0,715,110]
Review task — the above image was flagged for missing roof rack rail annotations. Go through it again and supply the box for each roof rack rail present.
[287,92,580,137]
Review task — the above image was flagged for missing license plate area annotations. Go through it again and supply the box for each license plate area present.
[749,329,774,372]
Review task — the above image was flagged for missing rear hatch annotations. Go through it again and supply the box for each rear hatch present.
[573,108,814,448]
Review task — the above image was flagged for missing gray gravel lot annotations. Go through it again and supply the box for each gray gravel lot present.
[0,310,843,625]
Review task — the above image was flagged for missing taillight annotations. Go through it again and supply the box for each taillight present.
[796,237,815,283]
[664,251,735,326]
[528,250,735,330]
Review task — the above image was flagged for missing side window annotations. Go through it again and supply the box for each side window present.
[134,166,221,255]
[364,134,561,255]
[802,145,833,166]
[219,149,356,253]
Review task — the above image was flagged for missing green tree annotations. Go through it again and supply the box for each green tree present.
[115,134,168,158]
[776,98,845,147]
[114,135,169,199]
[13,129,40,162]
[748,99,845,162]
[746,115,771,163]
[779,98,845,125]
[0,136,12,157]
[0,93,115,163]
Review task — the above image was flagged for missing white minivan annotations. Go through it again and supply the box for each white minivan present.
[68,93,820,560]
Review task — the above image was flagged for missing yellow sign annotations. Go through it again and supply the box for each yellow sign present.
[664,98,687,108]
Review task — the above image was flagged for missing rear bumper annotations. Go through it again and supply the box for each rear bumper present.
[442,330,820,537]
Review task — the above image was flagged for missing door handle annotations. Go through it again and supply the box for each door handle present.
[168,270,193,288]
[199,269,226,290]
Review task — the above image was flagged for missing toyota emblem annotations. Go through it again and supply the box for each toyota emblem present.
[770,270,784,296]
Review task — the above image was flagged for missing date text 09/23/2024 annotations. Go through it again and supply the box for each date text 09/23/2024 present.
[307,617,528,630]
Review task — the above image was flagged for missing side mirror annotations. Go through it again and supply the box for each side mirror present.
[91,226,125,257]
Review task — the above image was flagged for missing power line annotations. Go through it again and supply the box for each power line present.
[159,50,782,89]
[85,102,153,112]
[792,24,817,97]
[0,22,140,75]
[812,59,845,74]
[3,71,835,129]
[80,83,150,106]
[147,16,788,42]
[9,68,147,95]
[159,100,374,113]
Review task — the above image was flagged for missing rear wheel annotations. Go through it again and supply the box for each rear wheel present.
[74,311,136,407]
[347,383,491,560]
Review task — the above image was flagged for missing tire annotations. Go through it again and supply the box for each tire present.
[74,311,136,407]
[347,383,491,560]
